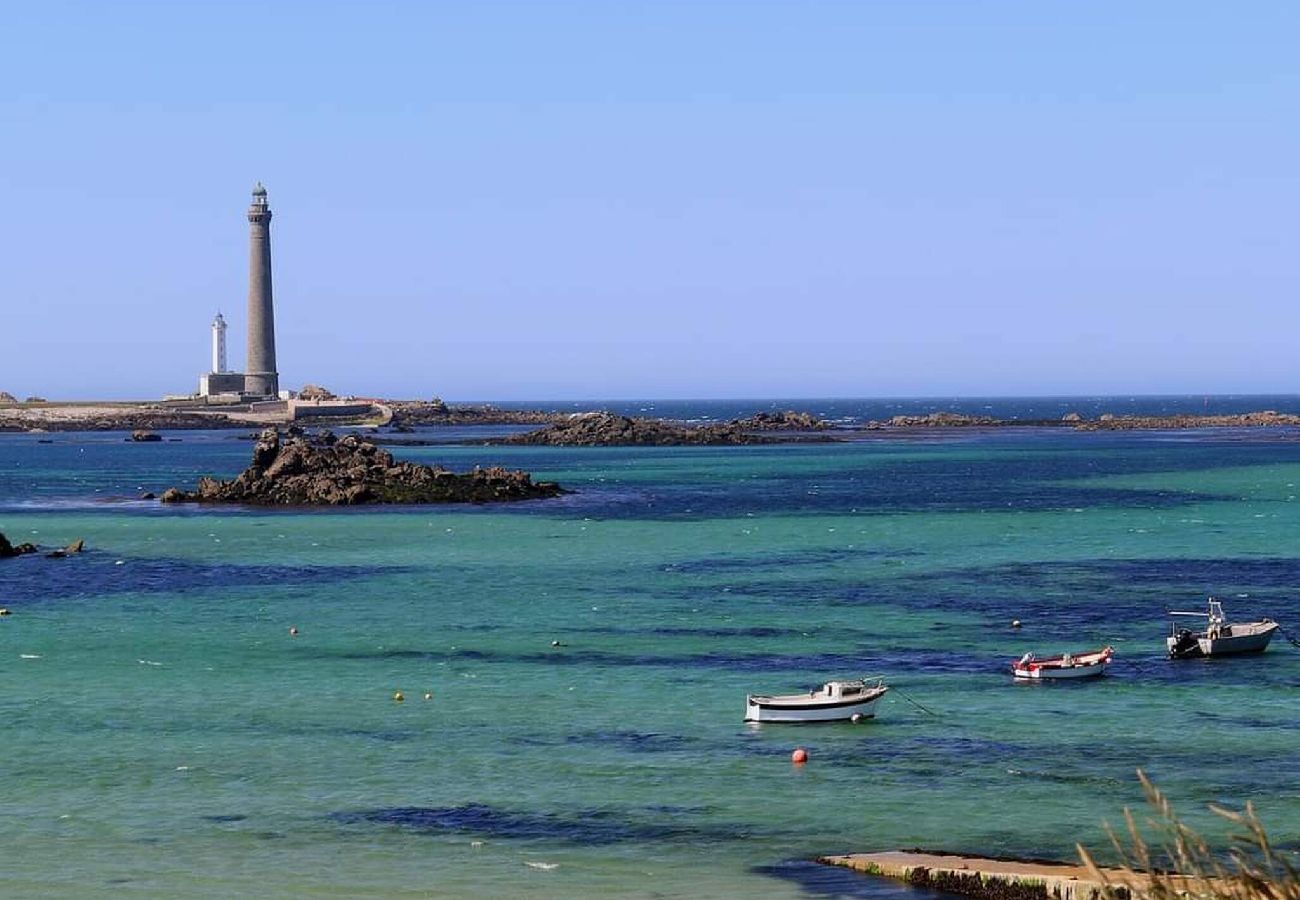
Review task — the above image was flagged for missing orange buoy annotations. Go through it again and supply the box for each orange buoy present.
[791,747,808,764]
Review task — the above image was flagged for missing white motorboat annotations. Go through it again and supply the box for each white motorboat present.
[744,678,888,723]
[1167,599,1278,659]
[1012,646,1113,680]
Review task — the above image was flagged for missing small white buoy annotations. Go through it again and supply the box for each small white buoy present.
[850,713,863,724]
[1011,619,1022,629]
[115,560,125,566]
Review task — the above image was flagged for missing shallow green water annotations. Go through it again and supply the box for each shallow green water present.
[2,428,1298,897]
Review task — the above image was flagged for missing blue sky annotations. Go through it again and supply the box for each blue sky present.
[2,1,1297,400]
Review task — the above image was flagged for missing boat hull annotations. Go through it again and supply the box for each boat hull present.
[744,693,884,723]
[1012,661,1107,680]
[1011,646,1113,681]
[1167,622,1278,659]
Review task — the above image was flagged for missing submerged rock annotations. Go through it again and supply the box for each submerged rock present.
[160,429,565,506]
[45,538,86,559]
[130,429,163,442]
[0,532,39,558]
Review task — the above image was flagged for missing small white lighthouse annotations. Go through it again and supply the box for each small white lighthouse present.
[199,312,243,398]
[211,312,228,374]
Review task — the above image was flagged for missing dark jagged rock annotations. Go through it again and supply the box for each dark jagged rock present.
[733,410,831,430]
[388,401,559,428]
[46,538,86,559]
[0,532,40,558]
[0,391,17,405]
[501,412,837,446]
[160,429,565,506]
[129,429,162,442]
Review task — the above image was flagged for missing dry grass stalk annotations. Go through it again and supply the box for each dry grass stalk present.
[1077,770,1299,900]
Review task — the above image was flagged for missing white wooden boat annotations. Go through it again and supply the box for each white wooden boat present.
[1167,599,1278,659]
[744,679,888,723]
[1012,646,1113,680]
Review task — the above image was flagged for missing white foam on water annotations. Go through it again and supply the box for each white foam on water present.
[524,862,559,871]
[20,654,41,659]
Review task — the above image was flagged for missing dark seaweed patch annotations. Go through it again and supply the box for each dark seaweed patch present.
[512,730,696,753]
[0,555,414,604]
[332,803,757,845]
[202,814,248,823]
[661,547,920,575]
[327,646,1000,675]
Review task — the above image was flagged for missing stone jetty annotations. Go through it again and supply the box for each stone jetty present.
[819,851,1192,900]
[160,429,565,506]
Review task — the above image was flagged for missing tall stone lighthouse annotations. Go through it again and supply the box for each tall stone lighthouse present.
[244,182,279,398]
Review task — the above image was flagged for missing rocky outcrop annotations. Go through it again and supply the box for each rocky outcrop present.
[388,401,558,428]
[733,410,831,430]
[45,538,85,559]
[1076,410,1300,431]
[130,429,162,442]
[298,384,336,400]
[0,410,242,433]
[160,429,566,506]
[0,391,16,405]
[871,412,1002,428]
[0,532,39,558]
[502,412,823,446]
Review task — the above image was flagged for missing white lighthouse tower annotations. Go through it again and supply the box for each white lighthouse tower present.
[211,312,228,374]
[199,312,243,398]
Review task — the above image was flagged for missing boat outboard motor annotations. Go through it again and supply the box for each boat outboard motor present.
[1170,628,1202,658]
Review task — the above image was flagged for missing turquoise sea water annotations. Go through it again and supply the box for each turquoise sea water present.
[3,408,1300,897]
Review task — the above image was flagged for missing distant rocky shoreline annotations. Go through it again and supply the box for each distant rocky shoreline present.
[159,429,565,506]
[6,397,1300,439]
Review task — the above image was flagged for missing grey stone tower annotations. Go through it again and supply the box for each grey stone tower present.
[244,182,279,397]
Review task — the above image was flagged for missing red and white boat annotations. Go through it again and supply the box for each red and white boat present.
[1012,646,1113,680]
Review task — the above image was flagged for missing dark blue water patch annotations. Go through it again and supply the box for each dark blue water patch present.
[754,859,962,900]
[332,803,762,845]
[661,548,922,575]
[511,730,697,754]
[202,814,248,823]
[1192,711,1300,731]
[722,558,1300,642]
[525,436,1294,521]
[324,646,1003,675]
[0,553,414,604]
[569,624,825,639]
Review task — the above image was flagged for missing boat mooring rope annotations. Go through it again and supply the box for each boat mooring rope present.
[1274,621,1300,649]
[890,685,941,718]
